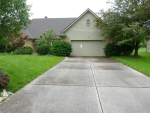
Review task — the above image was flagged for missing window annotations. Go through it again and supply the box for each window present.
[86,19,90,26]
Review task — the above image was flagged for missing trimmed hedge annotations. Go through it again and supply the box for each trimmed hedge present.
[104,43,134,57]
[21,46,33,54]
[51,40,72,56]
[14,46,33,55]
[36,44,50,55]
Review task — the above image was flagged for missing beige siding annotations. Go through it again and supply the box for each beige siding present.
[61,37,69,42]
[65,12,104,41]
[64,11,105,56]
[147,39,150,52]
[25,40,36,52]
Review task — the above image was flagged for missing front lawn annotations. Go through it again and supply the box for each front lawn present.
[112,48,150,77]
[0,54,64,92]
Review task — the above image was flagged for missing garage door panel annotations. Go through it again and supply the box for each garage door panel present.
[71,41,105,56]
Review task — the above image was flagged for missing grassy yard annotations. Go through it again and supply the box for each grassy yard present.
[112,48,150,77]
[0,54,64,92]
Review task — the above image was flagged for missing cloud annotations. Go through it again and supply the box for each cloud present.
[27,0,112,18]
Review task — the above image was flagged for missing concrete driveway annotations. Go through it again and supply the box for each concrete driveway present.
[0,57,150,113]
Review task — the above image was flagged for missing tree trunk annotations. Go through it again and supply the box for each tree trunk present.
[133,41,140,57]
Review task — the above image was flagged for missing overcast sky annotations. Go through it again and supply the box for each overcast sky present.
[26,0,113,19]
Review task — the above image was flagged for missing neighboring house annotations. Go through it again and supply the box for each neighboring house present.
[147,39,150,52]
[24,8,106,56]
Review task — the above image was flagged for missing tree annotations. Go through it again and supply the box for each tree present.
[35,29,58,46]
[0,38,7,52]
[0,0,31,39]
[95,0,150,57]
[4,32,28,53]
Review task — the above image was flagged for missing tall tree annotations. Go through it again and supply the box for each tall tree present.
[95,0,150,56]
[0,0,31,39]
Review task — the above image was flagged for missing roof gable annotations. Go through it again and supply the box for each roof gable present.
[62,8,99,33]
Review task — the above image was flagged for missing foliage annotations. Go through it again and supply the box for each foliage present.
[36,44,50,55]
[113,48,150,77]
[120,44,134,56]
[13,49,22,55]
[14,46,33,55]
[0,71,10,89]
[5,44,16,53]
[13,32,28,47]
[51,40,72,56]
[35,29,58,55]
[35,29,57,46]
[104,43,134,57]
[0,38,8,52]
[0,53,64,92]
[21,46,33,54]
[140,39,147,47]
[0,0,31,39]
[6,32,28,53]
[0,45,5,53]
[104,43,121,56]
[95,0,150,57]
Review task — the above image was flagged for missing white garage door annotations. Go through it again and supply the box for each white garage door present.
[71,40,105,56]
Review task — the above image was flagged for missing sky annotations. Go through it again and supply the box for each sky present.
[26,0,113,19]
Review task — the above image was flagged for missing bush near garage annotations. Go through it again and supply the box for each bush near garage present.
[36,44,50,55]
[104,43,121,57]
[104,43,134,57]
[51,40,72,56]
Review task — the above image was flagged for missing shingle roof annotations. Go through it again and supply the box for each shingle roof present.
[25,18,76,39]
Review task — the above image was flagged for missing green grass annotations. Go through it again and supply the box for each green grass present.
[112,48,150,77]
[0,54,64,92]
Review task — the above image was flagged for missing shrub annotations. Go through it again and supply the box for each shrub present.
[120,44,134,56]
[51,40,72,56]
[104,43,134,57]
[0,45,6,53]
[36,44,50,55]
[104,43,121,57]
[0,38,7,53]
[13,46,33,55]
[21,46,33,54]
[6,44,16,53]
[0,71,10,89]
[13,48,22,55]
